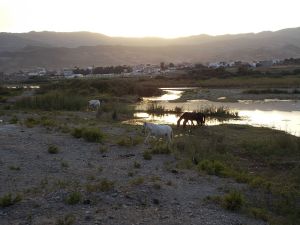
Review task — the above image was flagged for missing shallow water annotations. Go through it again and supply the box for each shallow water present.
[128,88,300,136]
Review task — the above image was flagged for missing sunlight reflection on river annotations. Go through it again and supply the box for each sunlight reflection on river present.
[126,88,300,136]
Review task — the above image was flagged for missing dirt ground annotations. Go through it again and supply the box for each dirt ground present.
[0,120,267,225]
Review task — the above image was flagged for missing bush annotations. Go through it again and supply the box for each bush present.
[0,193,22,207]
[130,177,144,186]
[82,127,104,142]
[72,127,104,143]
[134,161,141,169]
[117,136,143,147]
[9,115,18,124]
[143,151,152,160]
[24,117,40,128]
[222,190,244,211]
[151,142,171,154]
[85,179,114,192]
[198,160,228,176]
[48,145,59,154]
[71,128,83,138]
[56,214,76,225]
[65,192,81,205]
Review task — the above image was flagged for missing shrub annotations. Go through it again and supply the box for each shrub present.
[151,142,171,154]
[65,192,81,205]
[9,165,20,171]
[71,128,83,138]
[48,145,59,154]
[222,190,244,211]
[24,117,40,128]
[143,151,152,160]
[9,115,18,124]
[56,214,76,225]
[0,193,22,207]
[72,127,104,143]
[117,136,142,147]
[198,160,228,176]
[85,179,114,192]
[130,177,144,186]
[134,161,141,169]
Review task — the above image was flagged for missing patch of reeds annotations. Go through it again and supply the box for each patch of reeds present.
[15,91,86,111]
[199,106,239,118]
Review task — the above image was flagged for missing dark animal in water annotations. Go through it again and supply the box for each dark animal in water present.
[177,112,205,128]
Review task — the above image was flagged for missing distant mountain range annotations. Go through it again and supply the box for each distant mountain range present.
[1,27,300,72]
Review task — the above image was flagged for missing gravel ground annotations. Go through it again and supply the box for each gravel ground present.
[0,123,266,225]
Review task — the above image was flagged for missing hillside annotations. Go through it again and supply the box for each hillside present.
[0,27,300,72]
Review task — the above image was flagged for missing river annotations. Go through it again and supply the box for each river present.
[126,88,300,136]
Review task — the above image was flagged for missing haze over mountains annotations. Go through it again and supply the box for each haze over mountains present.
[0,27,300,72]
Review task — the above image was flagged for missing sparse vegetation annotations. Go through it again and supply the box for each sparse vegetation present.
[133,161,141,169]
[117,136,143,147]
[9,165,21,171]
[85,179,114,192]
[143,150,152,160]
[129,177,145,186]
[65,192,81,205]
[72,127,104,143]
[9,115,18,124]
[0,193,22,207]
[199,106,239,119]
[56,214,76,225]
[48,145,59,154]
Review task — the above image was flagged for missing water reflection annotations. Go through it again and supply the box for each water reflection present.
[128,88,300,137]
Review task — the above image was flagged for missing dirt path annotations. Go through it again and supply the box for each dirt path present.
[0,123,266,225]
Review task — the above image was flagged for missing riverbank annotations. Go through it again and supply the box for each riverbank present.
[175,88,300,102]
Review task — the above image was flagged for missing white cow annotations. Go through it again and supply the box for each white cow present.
[88,100,101,111]
[143,122,173,144]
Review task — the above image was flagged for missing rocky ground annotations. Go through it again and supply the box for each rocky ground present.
[0,120,267,225]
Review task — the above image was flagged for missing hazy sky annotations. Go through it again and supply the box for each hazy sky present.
[0,0,299,38]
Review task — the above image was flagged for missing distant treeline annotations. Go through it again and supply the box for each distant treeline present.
[186,64,300,79]
[73,65,133,75]
[281,58,300,65]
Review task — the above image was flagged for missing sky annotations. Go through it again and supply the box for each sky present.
[0,0,299,38]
